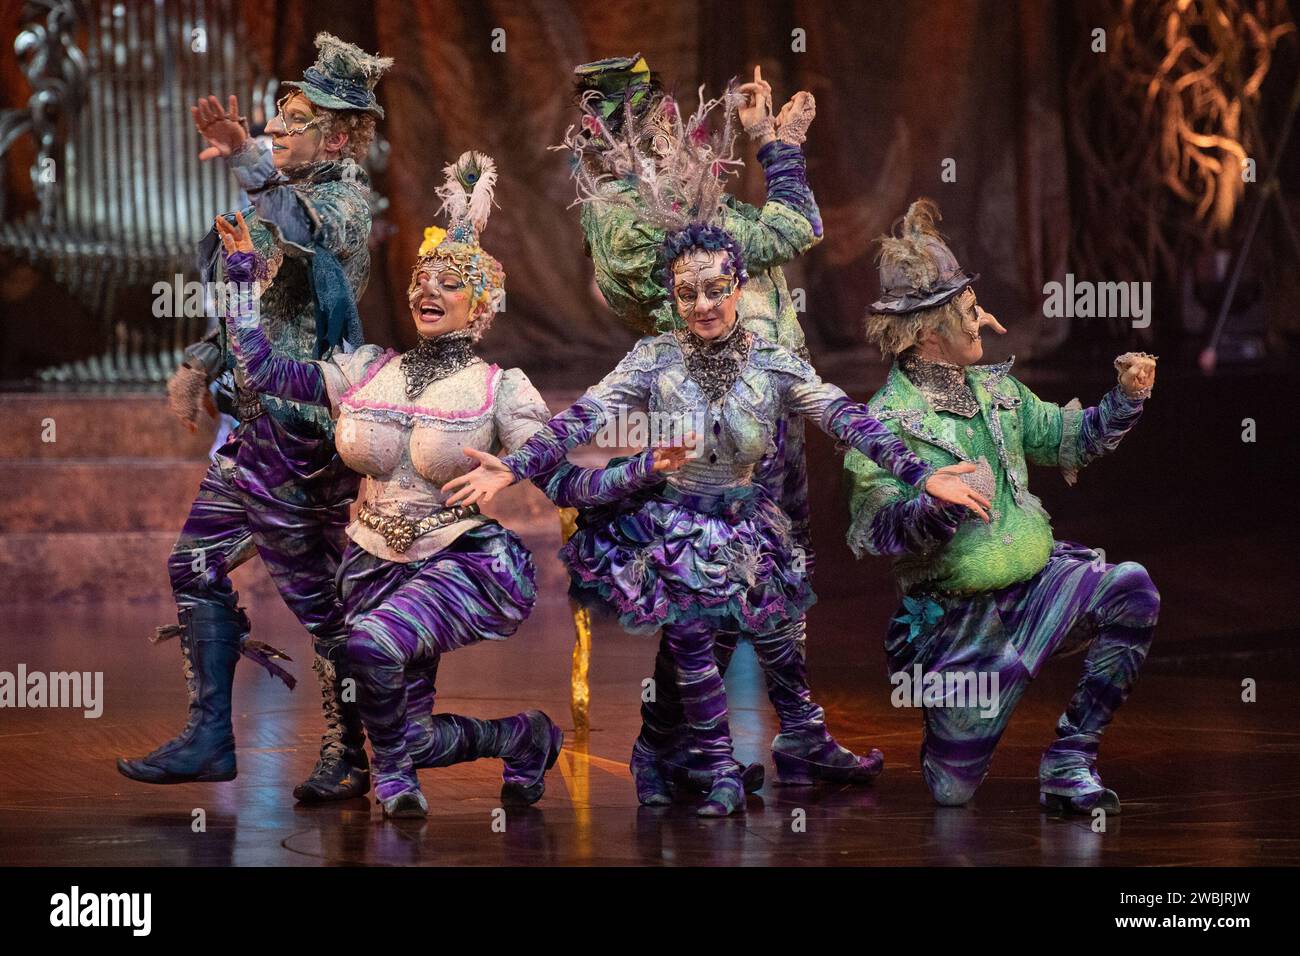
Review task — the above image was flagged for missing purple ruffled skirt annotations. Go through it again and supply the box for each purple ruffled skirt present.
[562,483,814,635]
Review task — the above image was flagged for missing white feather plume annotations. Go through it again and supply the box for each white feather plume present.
[436,150,498,238]
[554,83,744,233]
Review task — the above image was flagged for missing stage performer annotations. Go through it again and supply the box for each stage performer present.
[573,55,817,545]
[118,34,392,804]
[566,56,888,796]
[844,199,1159,814]
[212,152,684,819]
[443,97,988,816]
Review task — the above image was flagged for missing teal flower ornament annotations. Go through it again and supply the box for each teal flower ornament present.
[894,595,944,643]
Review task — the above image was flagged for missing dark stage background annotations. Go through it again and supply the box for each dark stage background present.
[3,0,1299,378]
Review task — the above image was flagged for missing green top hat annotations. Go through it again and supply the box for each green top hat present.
[573,53,657,120]
[281,32,393,118]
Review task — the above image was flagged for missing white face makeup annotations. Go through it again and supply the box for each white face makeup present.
[409,264,478,339]
[672,249,740,340]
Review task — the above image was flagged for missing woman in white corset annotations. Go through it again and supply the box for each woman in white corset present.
[217,152,681,818]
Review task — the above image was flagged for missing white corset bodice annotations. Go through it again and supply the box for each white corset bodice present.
[318,344,549,561]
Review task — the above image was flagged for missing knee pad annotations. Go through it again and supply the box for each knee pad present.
[1108,561,1161,625]
[924,760,981,807]
[345,628,400,672]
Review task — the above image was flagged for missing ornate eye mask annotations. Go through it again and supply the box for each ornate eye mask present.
[273,94,321,136]
[672,276,736,314]
[407,254,482,305]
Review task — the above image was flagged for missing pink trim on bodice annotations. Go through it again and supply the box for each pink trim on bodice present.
[339,352,502,421]
[339,348,398,402]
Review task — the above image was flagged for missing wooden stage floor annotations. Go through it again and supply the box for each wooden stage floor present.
[1,367,1297,866]
[1,591,1297,867]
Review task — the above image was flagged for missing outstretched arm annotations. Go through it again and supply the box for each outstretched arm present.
[491,367,671,508]
[845,450,969,558]
[216,213,328,406]
[824,398,988,515]
[444,341,657,505]
[539,446,687,508]
[442,400,607,507]
[775,354,988,514]
[1020,353,1155,484]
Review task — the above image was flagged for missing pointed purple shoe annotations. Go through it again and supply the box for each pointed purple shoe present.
[500,710,564,806]
[771,729,884,786]
[697,773,745,817]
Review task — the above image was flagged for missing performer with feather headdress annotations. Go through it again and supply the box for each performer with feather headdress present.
[203,151,685,818]
[443,98,989,817]
[551,58,895,799]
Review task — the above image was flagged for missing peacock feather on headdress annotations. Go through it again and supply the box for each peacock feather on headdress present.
[410,151,506,337]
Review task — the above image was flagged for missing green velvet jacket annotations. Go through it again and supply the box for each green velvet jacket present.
[844,358,1104,595]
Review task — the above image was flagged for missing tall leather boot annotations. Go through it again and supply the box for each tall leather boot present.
[757,618,884,785]
[294,651,371,803]
[117,603,244,784]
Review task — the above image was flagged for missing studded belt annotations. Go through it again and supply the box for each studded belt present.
[357,502,480,553]
[234,387,265,423]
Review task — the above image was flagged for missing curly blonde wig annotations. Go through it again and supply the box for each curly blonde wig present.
[864,298,967,362]
[317,107,376,162]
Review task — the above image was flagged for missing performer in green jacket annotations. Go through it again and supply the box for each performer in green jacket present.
[845,198,1160,814]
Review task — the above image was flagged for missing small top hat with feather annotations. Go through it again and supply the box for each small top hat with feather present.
[573,53,658,123]
[282,32,393,118]
[870,198,978,315]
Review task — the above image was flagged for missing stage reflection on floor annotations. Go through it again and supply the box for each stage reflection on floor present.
[1,590,1297,867]
[2,367,1297,865]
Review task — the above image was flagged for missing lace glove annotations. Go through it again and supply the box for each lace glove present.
[1115,351,1157,400]
[774,91,815,146]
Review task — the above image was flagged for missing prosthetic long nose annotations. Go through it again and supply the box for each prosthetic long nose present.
[977,307,1007,336]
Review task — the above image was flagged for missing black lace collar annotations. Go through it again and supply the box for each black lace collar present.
[898,350,980,418]
[399,331,479,398]
[673,320,753,403]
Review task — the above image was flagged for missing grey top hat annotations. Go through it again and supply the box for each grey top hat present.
[870,198,977,315]
[281,32,393,118]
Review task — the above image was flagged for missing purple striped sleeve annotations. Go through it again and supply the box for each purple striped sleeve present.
[825,397,935,489]
[224,251,327,405]
[500,398,607,482]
